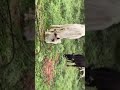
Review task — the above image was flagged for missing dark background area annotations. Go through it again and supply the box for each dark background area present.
[0,0,35,89]
[86,23,120,90]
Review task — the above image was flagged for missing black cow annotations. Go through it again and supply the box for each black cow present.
[64,54,85,67]
[85,65,120,90]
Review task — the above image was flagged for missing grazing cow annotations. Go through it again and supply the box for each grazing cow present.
[64,54,85,78]
[64,54,85,67]
[45,24,85,44]
[85,65,120,90]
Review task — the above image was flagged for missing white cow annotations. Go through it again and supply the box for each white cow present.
[45,24,85,44]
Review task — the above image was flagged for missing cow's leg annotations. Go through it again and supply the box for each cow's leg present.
[67,65,78,67]
[50,25,64,28]
[66,65,73,67]
[66,64,77,67]
[67,60,73,63]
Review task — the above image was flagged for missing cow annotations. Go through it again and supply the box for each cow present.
[85,65,120,90]
[64,54,85,78]
[64,54,85,67]
[45,24,85,44]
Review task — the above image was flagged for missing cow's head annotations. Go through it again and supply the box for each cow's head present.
[45,32,61,44]
[80,67,85,78]
[64,54,74,60]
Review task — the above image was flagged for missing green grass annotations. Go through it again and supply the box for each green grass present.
[35,0,85,90]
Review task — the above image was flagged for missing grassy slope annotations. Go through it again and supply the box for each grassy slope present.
[35,0,85,90]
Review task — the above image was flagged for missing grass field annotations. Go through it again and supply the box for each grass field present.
[35,0,85,90]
